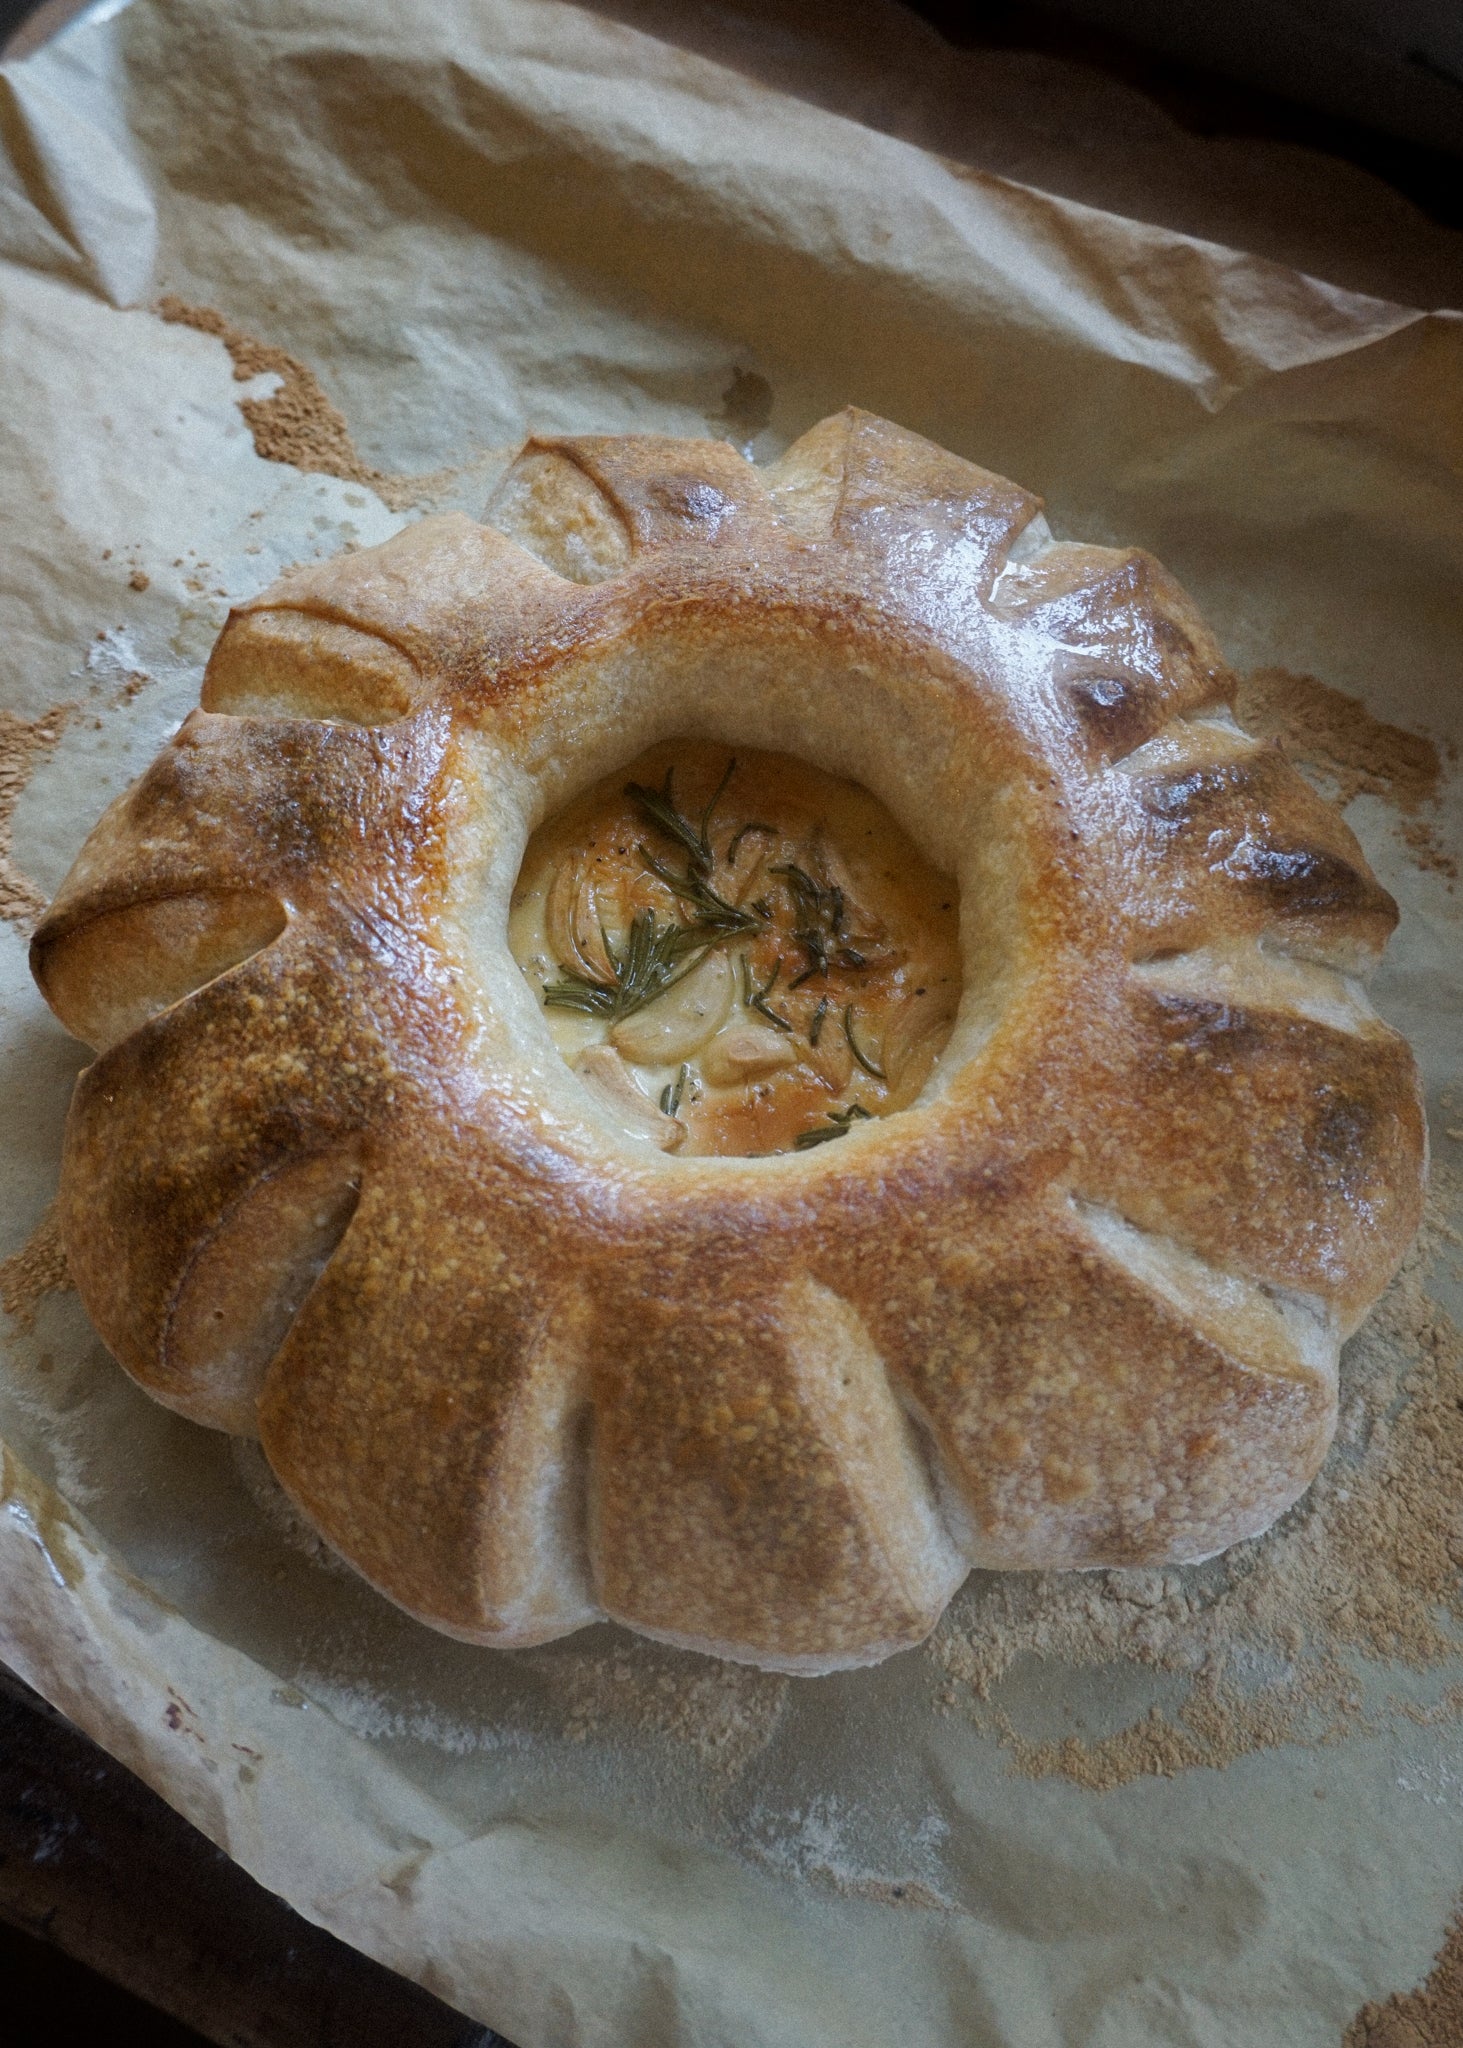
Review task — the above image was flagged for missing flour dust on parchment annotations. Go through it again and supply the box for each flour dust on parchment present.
[0,705,71,929]
[0,1208,71,1334]
[929,1170,1463,1788]
[229,1434,792,1780]
[1346,1902,1463,2048]
[1237,666,1457,883]
[552,1639,789,1778]
[156,298,454,513]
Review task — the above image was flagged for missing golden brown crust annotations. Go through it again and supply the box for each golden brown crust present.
[30,409,1427,1672]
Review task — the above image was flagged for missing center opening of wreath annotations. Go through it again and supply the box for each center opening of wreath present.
[509,740,961,1158]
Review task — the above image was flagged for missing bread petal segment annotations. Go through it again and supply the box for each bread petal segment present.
[204,612,423,725]
[521,433,778,556]
[853,1214,1337,1569]
[1077,983,1425,1323]
[993,543,1230,750]
[769,407,1041,619]
[33,709,455,946]
[587,1262,967,1672]
[165,1151,362,1435]
[55,929,411,1402]
[257,1153,599,1646]
[486,449,634,583]
[34,887,286,1053]
[1103,717,1397,971]
[218,512,566,679]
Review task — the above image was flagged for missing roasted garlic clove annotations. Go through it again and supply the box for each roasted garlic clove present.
[881,988,958,1106]
[545,855,618,985]
[724,831,783,909]
[700,1021,801,1087]
[609,949,734,1065]
[811,835,885,944]
[576,1044,686,1150]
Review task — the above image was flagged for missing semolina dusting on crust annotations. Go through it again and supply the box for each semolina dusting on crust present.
[28,410,1426,1674]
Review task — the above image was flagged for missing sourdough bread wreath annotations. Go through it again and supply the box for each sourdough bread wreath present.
[31,411,1425,1674]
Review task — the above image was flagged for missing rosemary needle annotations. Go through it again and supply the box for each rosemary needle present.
[726,821,777,865]
[740,953,794,1031]
[545,761,766,1022]
[793,1103,873,1150]
[844,1004,886,1079]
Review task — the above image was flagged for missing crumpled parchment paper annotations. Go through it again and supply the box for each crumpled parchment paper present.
[2,3,1461,2043]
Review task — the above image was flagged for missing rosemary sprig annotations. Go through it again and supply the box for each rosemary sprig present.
[773,860,859,988]
[626,757,737,877]
[543,909,708,1023]
[659,1062,691,1117]
[726,821,777,866]
[543,754,765,1023]
[793,1103,873,1150]
[639,846,766,939]
[844,1004,886,1079]
[740,952,793,1032]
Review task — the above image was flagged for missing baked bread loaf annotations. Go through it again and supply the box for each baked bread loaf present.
[31,410,1426,1673]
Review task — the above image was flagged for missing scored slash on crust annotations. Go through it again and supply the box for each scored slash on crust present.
[27,409,1427,1673]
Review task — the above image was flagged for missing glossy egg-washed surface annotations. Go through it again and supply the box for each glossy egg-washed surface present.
[30,410,1426,1673]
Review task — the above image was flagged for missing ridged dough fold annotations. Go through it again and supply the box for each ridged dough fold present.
[257,1154,599,1645]
[589,1266,965,1672]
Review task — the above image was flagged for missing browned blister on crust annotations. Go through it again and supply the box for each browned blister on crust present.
[1106,734,1398,970]
[29,409,1426,1673]
[1081,991,1424,1322]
